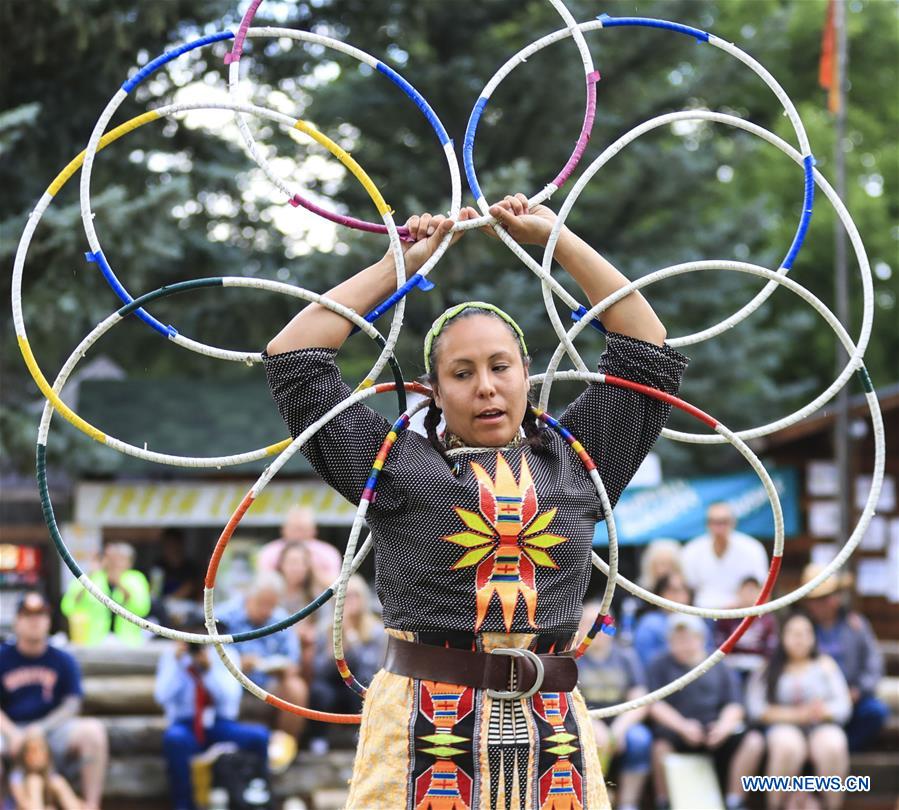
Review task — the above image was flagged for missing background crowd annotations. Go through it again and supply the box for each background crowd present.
[1,503,891,809]
[573,502,888,810]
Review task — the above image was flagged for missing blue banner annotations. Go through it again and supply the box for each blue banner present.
[593,467,800,546]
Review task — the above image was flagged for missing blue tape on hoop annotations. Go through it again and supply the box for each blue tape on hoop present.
[596,15,812,271]
[463,97,490,201]
[85,251,177,337]
[350,273,436,335]
[780,154,816,270]
[571,304,607,334]
[596,14,710,43]
[375,63,451,146]
[122,31,235,93]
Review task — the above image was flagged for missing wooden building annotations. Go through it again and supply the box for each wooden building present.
[751,383,899,642]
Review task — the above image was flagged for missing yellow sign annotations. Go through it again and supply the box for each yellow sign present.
[74,481,357,527]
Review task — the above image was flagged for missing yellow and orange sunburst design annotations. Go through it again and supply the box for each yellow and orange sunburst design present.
[443,453,569,632]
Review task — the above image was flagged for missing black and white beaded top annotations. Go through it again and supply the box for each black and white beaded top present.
[264,332,687,636]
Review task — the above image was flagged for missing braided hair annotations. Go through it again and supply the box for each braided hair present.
[424,307,549,467]
[424,398,453,468]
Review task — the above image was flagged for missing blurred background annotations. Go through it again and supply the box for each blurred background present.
[0,1,896,808]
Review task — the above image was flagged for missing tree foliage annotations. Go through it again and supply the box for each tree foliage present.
[2,0,896,475]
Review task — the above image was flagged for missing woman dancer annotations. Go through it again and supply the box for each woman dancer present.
[265,194,688,808]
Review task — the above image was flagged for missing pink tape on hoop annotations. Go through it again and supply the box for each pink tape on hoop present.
[224,0,264,65]
[551,69,601,188]
[226,0,417,241]
[290,195,414,241]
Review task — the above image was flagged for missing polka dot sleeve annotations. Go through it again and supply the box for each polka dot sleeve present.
[263,347,405,511]
[558,332,689,511]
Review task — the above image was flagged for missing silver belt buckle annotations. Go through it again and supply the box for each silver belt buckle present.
[486,647,545,700]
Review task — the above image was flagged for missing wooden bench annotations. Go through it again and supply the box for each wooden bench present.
[102,749,354,805]
[70,643,356,806]
[70,641,899,807]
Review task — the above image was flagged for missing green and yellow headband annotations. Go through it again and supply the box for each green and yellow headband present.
[423,301,528,374]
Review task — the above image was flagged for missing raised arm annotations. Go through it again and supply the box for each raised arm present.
[487,193,667,346]
[264,210,471,508]
[268,212,468,356]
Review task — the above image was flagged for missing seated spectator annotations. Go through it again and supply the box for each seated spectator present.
[746,612,851,810]
[0,592,107,810]
[150,528,201,601]
[277,542,320,686]
[149,530,205,631]
[308,575,386,751]
[8,727,84,810]
[329,575,385,689]
[218,572,308,741]
[154,636,269,810]
[578,605,651,810]
[633,572,693,669]
[638,538,684,590]
[714,576,779,685]
[278,541,316,616]
[648,613,763,810]
[682,502,769,609]
[801,562,889,752]
[61,542,151,646]
[257,507,341,590]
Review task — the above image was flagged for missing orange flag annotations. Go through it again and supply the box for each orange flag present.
[819,0,840,114]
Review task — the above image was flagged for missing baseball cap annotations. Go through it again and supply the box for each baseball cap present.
[667,612,708,640]
[17,591,51,616]
[800,562,853,599]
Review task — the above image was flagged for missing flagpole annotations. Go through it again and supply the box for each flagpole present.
[833,0,852,544]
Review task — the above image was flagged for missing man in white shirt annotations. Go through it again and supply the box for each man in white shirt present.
[682,503,769,609]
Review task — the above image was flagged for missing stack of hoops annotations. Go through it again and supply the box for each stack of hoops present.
[12,1,883,725]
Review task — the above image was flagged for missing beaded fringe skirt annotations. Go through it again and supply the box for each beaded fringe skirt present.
[345,629,610,809]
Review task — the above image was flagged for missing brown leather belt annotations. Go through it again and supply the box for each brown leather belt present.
[383,635,578,698]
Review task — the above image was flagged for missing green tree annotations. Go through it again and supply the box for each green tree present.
[2,0,895,476]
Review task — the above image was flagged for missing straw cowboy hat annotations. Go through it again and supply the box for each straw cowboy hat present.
[800,561,854,599]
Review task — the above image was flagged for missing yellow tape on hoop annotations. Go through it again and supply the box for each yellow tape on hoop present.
[46,110,161,197]
[293,118,392,216]
[18,336,107,442]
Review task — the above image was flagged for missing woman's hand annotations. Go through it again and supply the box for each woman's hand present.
[805,698,829,724]
[487,192,668,345]
[385,208,477,276]
[485,193,560,247]
[270,209,473,354]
